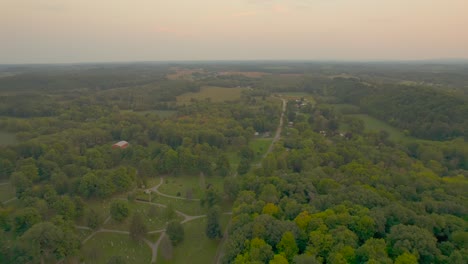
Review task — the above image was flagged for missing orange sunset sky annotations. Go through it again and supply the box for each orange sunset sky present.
[1,0,467,63]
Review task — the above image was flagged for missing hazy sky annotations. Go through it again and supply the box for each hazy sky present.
[1,0,468,63]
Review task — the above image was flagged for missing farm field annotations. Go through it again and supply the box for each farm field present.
[176,86,247,104]
[82,233,152,264]
[0,131,16,146]
[157,215,231,264]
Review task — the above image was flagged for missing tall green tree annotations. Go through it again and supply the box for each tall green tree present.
[206,206,222,239]
[277,231,299,262]
[166,221,184,246]
[110,200,130,222]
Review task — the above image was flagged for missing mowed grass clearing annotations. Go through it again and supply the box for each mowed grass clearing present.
[82,233,151,264]
[176,86,247,104]
[158,175,224,200]
[250,138,273,161]
[0,131,17,146]
[0,183,16,202]
[149,194,205,216]
[325,103,360,114]
[157,214,231,264]
[347,114,411,142]
[103,202,182,231]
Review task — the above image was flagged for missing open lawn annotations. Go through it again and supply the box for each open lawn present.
[149,194,205,216]
[326,103,360,114]
[278,92,313,99]
[0,183,16,202]
[250,138,273,161]
[176,86,247,104]
[157,215,230,264]
[103,202,182,231]
[82,233,151,264]
[76,228,93,241]
[0,131,17,146]
[158,175,224,200]
[347,114,411,142]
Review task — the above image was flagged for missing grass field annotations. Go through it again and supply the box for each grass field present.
[278,92,312,98]
[347,114,410,142]
[149,195,205,216]
[326,103,360,114]
[157,215,230,264]
[249,138,273,161]
[0,183,16,202]
[76,228,93,241]
[103,202,182,231]
[0,131,17,146]
[158,175,224,200]
[82,233,151,264]
[176,86,247,104]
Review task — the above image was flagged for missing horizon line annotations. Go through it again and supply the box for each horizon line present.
[2,58,468,66]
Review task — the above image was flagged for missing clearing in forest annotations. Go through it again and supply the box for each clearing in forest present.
[158,175,224,200]
[156,215,230,264]
[347,114,410,141]
[176,86,247,104]
[0,183,15,202]
[0,131,17,146]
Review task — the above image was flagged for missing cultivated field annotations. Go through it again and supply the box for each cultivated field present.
[176,86,247,104]
[218,71,269,78]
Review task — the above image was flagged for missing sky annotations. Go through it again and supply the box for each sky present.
[1,0,468,64]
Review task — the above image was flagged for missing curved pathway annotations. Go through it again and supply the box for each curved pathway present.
[77,173,231,263]
[2,197,17,204]
[147,177,200,201]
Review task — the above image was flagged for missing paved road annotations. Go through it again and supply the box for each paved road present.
[264,97,286,157]
[216,97,286,264]
[254,97,287,168]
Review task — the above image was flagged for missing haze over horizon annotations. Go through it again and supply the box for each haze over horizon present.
[2,0,468,64]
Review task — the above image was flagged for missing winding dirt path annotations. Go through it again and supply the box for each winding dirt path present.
[147,177,201,201]
[77,166,234,262]
[2,197,17,204]
[144,233,165,263]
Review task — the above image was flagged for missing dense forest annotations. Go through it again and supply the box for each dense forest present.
[0,62,466,264]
